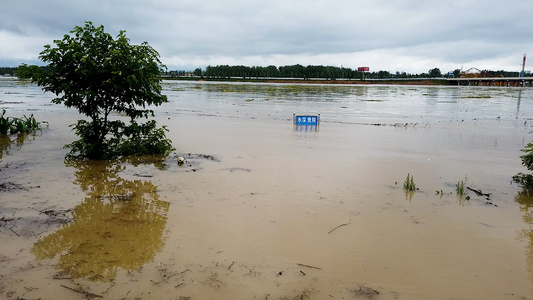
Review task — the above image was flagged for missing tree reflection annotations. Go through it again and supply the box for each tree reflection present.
[515,188,533,282]
[0,132,38,159]
[32,159,169,281]
[0,134,10,158]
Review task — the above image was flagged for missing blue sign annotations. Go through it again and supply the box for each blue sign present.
[295,115,319,125]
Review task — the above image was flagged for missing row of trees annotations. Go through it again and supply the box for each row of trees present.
[1,65,46,78]
[175,65,446,80]
[168,65,520,80]
[5,65,521,81]
[0,67,17,75]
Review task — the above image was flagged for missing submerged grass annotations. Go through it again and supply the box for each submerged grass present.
[403,173,417,192]
[462,95,492,99]
[456,179,465,196]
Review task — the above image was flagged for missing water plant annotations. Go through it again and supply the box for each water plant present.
[0,109,14,134]
[0,110,43,135]
[403,173,417,192]
[456,179,465,196]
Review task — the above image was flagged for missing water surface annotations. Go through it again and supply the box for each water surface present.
[1,78,533,299]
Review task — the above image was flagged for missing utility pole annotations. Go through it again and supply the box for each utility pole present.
[521,54,527,77]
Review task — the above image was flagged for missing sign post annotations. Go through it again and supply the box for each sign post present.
[358,67,369,81]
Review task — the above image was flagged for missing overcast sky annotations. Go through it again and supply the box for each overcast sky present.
[1,0,532,74]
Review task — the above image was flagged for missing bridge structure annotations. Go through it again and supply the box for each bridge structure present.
[447,77,533,87]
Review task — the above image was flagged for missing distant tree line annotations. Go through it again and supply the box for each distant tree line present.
[171,65,455,80]
[0,67,16,75]
[164,65,522,80]
[3,64,521,80]
[1,65,48,78]
[197,64,432,80]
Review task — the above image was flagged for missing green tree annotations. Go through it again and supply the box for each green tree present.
[15,63,42,79]
[377,70,390,79]
[37,22,173,159]
[451,69,461,78]
[193,67,202,77]
[428,68,442,78]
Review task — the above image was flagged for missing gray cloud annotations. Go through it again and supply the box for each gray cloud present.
[1,0,532,73]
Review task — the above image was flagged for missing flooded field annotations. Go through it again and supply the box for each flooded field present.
[1,78,533,299]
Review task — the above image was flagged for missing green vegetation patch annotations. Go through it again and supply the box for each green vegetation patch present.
[514,128,533,191]
[0,109,45,135]
[461,95,492,99]
[456,179,465,196]
[403,173,417,192]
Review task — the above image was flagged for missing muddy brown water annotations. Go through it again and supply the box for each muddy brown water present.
[1,78,533,299]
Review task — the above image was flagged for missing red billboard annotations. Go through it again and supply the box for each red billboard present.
[358,67,370,72]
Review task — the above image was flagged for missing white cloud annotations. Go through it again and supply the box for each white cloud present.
[0,30,52,62]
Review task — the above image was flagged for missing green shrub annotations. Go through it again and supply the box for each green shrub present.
[514,131,533,190]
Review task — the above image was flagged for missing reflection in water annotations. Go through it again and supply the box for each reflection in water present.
[517,89,523,120]
[456,195,468,207]
[293,124,319,132]
[0,134,10,158]
[404,191,414,202]
[516,189,533,282]
[0,132,38,159]
[32,159,169,281]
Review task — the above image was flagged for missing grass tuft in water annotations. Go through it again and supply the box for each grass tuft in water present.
[403,173,417,192]
[456,179,465,196]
